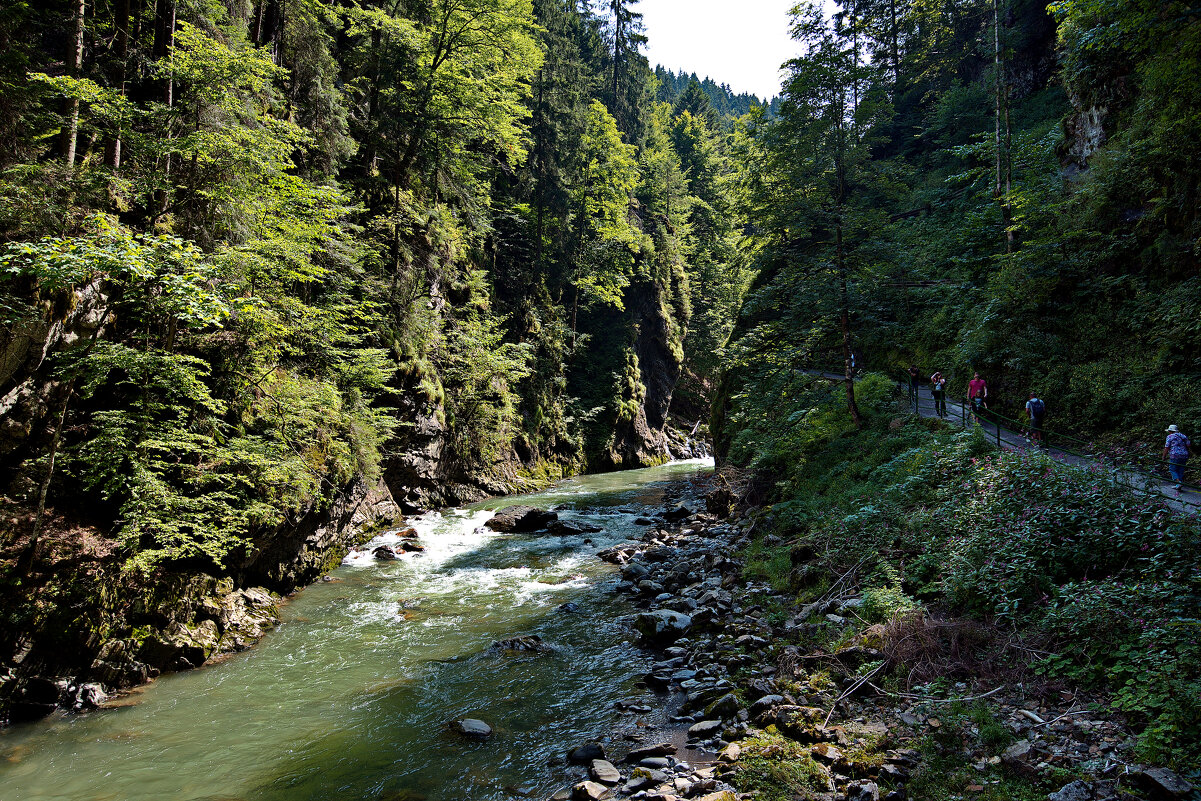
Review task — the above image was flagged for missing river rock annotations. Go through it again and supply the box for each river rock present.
[68,682,107,712]
[633,610,692,645]
[750,694,785,716]
[450,718,493,739]
[484,506,558,532]
[705,692,741,720]
[687,719,722,739]
[1048,781,1093,801]
[395,527,420,539]
[138,619,221,671]
[568,742,607,764]
[7,677,62,722]
[846,781,881,801]
[490,635,551,653]
[664,505,693,522]
[590,759,621,785]
[549,520,603,536]
[624,768,669,792]
[572,780,611,801]
[373,545,398,560]
[397,540,425,553]
[449,720,490,739]
[1134,768,1194,799]
[625,742,675,762]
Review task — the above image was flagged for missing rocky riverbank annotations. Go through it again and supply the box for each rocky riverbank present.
[551,475,1195,801]
[0,475,400,725]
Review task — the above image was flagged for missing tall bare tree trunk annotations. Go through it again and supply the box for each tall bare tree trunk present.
[104,0,130,168]
[834,94,862,429]
[993,0,1014,254]
[61,0,87,166]
[890,0,900,87]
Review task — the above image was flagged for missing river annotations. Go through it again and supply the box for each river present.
[0,459,714,801]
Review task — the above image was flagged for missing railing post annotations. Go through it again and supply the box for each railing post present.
[996,419,1001,449]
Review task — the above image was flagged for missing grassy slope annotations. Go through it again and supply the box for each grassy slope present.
[734,374,1201,772]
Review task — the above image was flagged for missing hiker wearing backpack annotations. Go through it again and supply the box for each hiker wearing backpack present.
[907,365,920,400]
[930,371,948,417]
[1025,393,1046,446]
[967,372,988,422]
[1162,424,1192,491]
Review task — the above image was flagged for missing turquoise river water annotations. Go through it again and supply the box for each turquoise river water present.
[0,459,713,801]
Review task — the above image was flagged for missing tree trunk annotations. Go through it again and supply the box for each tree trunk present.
[104,0,131,168]
[20,384,73,575]
[836,222,862,429]
[153,0,175,106]
[890,0,900,87]
[992,0,1014,254]
[61,0,87,166]
[834,88,862,429]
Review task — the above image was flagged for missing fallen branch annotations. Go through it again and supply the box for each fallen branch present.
[864,680,1006,705]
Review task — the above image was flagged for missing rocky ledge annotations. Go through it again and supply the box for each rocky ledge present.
[0,475,399,726]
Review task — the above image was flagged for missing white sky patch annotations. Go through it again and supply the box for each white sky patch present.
[639,0,799,100]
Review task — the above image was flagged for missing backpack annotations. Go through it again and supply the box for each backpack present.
[1028,398,1045,418]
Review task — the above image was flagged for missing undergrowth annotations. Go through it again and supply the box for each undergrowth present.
[737,373,1201,769]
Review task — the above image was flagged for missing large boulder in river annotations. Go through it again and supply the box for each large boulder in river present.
[484,506,558,532]
[632,609,692,645]
[490,635,552,653]
[137,620,221,671]
[450,718,493,739]
[373,545,398,560]
[548,519,603,536]
[6,677,62,723]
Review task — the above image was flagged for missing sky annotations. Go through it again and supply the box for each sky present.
[639,0,800,100]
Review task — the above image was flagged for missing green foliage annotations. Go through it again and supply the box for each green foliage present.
[861,562,921,623]
[731,730,829,801]
[1,0,746,576]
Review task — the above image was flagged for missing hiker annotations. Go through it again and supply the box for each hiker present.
[930,371,948,417]
[967,372,988,421]
[1025,393,1046,446]
[907,365,920,400]
[1162,424,1192,490]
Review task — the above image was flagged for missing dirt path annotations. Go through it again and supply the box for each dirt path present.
[807,370,1199,512]
[906,385,1201,512]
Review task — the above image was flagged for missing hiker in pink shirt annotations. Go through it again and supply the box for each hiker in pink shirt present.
[967,372,988,421]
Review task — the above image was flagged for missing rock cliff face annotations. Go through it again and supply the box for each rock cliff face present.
[381,393,519,513]
[605,278,685,469]
[234,476,399,591]
[0,278,108,463]
[0,474,398,725]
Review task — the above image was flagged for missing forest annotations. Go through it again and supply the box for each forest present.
[0,0,750,573]
[2,0,1200,789]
